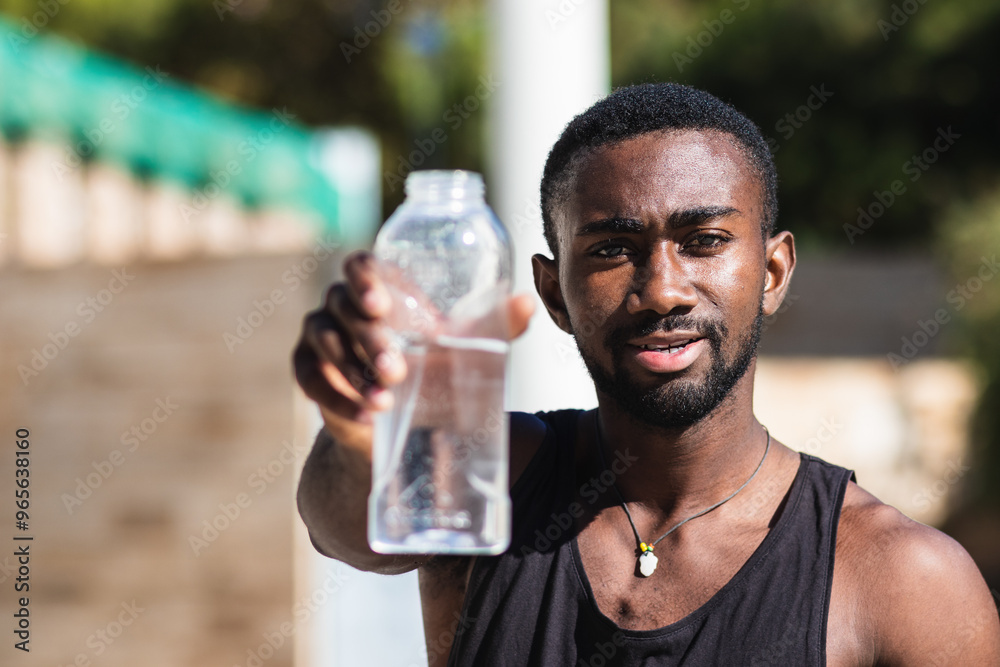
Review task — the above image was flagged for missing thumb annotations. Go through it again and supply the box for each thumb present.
[506,293,536,340]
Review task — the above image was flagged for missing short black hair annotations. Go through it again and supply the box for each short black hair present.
[540,82,777,256]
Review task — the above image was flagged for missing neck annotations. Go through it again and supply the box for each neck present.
[593,370,768,521]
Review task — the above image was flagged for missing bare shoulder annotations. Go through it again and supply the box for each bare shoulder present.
[834,481,1000,665]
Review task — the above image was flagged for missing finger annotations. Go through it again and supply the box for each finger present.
[300,313,369,400]
[295,321,395,413]
[506,293,536,340]
[324,285,407,387]
[293,341,366,412]
[342,250,391,319]
[302,305,401,412]
[293,343,388,433]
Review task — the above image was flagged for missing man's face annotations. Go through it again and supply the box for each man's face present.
[536,129,774,429]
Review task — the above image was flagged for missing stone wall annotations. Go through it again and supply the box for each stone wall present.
[754,357,978,526]
[0,252,337,666]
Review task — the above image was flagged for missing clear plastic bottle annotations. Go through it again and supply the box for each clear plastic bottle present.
[368,170,512,554]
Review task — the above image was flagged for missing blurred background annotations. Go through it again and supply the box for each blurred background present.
[1,0,999,664]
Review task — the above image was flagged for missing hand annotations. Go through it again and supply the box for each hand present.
[292,250,535,453]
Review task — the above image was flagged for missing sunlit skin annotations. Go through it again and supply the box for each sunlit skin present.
[532,128,812,632]
[293,128,1000,666]
[526,130,999,664]
[533,129,794,513]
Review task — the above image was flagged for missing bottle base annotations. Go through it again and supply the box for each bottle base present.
[370,530,509,556]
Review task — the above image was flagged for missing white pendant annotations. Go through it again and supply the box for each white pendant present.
[638,550,658,577]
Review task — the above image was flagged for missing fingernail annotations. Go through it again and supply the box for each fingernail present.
[362,290,382,313]
[367,387,393,410]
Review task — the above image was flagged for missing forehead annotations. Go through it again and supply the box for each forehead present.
[558,129,760,239]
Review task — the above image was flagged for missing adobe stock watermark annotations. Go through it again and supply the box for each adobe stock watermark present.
[545,0,592,31]
[0,556,16,585]
[223,235,339,352]
[234,566,352,667]
[506,197,544,237]
[383,74,500,192]
[766,85,834,155]
[380,409,506,533]
[843,126,961,244]
[878,0,929,41]
[179,108,297,223]
[18,268,135,386]
[549,273,667,364]
[925,610,992,666]
[672,0,751,73]
[399,611,478,667]
[520,446,638,555]
[61,397,179,514]
[799,417,843,456]
[577,632,626,667]
[440,410,506,478]
[189,438,309,556]
[737,418,841,524]
[747,622,806,666]
[761,292,800,333]
[553,281,796,363]
[213,0,255,21]
[911,457,970,512]
[56,600,145,667]
[551,296,624,366]
[887,255,999,371]
[340,0,413,63]
[51,68,170,181]
[4,0,73,53]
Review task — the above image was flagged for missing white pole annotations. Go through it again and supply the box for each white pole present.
[487,0,610,414]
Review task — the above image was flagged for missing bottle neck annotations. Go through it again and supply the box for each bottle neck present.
[404,170,485,204]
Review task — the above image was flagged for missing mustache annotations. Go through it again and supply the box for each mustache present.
[604,313,727,350]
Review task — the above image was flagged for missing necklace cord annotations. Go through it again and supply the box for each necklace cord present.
[594,416,771,552]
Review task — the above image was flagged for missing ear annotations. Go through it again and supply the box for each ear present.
[531,254,574,334]
[762,231,795,317]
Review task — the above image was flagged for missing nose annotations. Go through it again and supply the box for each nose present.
[626,245,698,315]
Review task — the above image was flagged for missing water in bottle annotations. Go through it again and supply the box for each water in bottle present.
[368,170,512,554]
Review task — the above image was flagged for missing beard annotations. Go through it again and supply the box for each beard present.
[574,301,764,430]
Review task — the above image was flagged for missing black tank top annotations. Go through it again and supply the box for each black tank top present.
[447,410,855,666]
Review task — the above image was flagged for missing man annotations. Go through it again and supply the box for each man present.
[294,83,1000,665]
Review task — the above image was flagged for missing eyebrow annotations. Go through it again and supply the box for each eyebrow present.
[575,205,740,237]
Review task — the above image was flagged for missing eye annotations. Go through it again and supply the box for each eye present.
[597,245,627,257]
[592,242,633,258]
[685,233,728,250]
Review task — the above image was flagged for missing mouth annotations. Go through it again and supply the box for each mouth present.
[636,337,702,353]
[627,336,707,373]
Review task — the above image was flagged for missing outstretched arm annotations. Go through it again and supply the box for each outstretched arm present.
[293,251,421,572]
[293,251,535,573]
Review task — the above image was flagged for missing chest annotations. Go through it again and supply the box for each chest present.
[572,509,865,666]
[574,511,768,630]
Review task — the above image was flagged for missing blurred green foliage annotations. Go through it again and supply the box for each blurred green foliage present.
[2,0,999,505]
[0,0,490,205]
[940,190,1000,507]
[2,0,996,245]
[613,0,1000,253]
